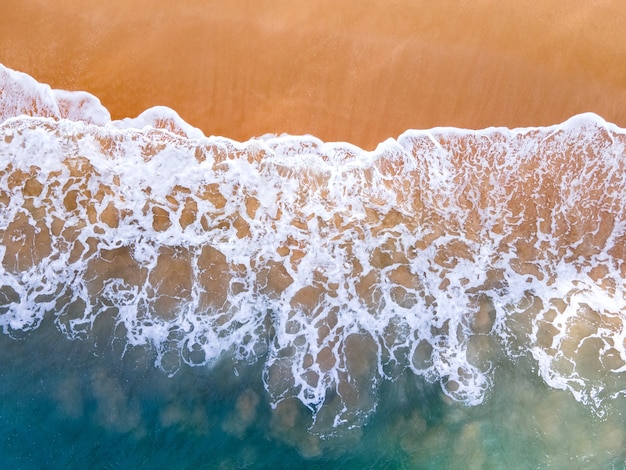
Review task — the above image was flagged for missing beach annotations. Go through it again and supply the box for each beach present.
[1,0,625,148]
[2,2,626,468]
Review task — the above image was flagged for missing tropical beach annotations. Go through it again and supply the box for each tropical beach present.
[2,1,626,468]
[1,1,625,146]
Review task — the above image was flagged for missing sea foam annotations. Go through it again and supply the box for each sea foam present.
[2,63,626,433]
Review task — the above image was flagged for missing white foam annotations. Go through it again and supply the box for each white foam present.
[111,105,204,139]
[2,64,626,433]
[0,64,111,126]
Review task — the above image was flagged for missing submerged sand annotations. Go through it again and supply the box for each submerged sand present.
[1,0,625,149]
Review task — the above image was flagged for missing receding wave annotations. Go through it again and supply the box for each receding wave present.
[2,63,626,434]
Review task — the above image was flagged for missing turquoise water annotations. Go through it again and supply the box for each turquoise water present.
[0,317,428,469]
[2,318,625,469]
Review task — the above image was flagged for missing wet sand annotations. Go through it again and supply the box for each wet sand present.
[1,0,625,149]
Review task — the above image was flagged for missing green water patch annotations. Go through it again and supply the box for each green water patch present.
[1,317,625,469]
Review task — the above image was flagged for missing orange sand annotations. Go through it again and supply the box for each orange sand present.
[1,0,625,149]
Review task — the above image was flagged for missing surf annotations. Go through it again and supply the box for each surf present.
[1,63,626,436]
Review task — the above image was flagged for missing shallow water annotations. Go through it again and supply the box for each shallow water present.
[3,317,625,469]
[2,64,626,468]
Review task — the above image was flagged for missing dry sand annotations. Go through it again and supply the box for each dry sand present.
[1,0,625,149]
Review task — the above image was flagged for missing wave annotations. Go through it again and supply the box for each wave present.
[2,63,626,434]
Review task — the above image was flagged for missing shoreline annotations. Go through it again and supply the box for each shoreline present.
[1,1,625,149]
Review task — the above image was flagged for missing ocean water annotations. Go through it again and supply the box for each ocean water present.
[2,63,626,468]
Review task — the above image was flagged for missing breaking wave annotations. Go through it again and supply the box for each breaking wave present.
[2,63,626,434]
